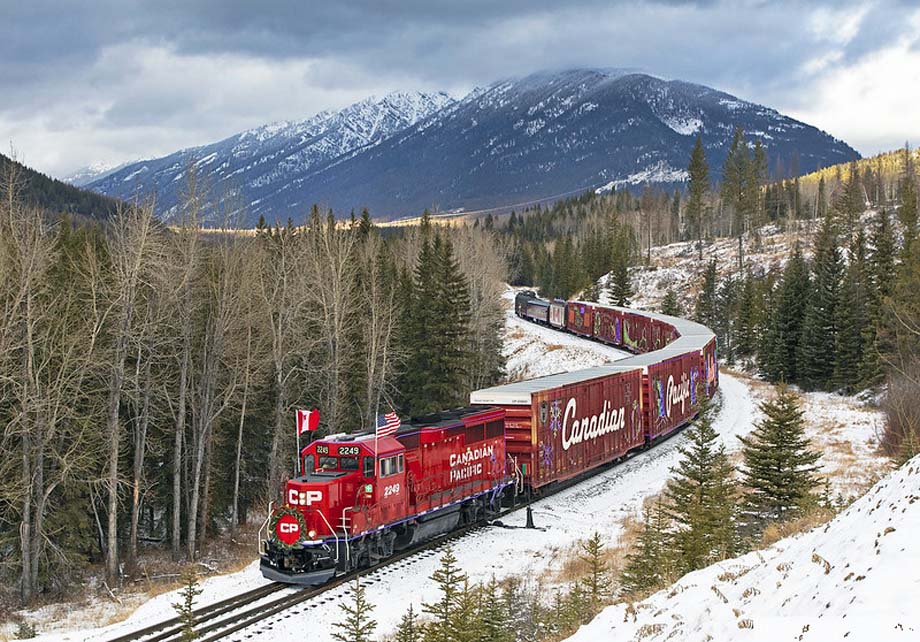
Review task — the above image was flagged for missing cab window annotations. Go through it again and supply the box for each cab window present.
[340,457,359,471]
[379,454,405,477]
[363,457,375,477]
[318,456,338,470]
[303,454,315,473]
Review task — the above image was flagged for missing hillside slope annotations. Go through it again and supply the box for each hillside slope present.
[87,69,858,225]
[1,153,119,220]
[566,454,920,641]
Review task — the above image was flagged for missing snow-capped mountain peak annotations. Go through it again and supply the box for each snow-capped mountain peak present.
[87,69,857,225]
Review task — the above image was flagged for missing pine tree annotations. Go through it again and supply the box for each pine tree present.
[694,260,718,330]
[861,208,897,388]
[172,566,203,642]
[578,531,611,613]
[665,396,737,575]
[619,499,672,597]
[478,578,513,642]
[332,578,377,642]
[738,386,821,537]
[606,226,633,306]
[835,230,869,392]
[897,144,918,258]
[686,135,710,260]
[734,273,759,360]
[395,606,421,642]
[797,212,843,391]
[760,247,810,383]
[661,288,682,316]
[422,547,467,642]
[837,161,863,235]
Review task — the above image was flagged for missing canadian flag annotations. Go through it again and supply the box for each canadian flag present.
[296,408,320,435]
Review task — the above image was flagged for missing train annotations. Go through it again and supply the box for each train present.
[259,292,718,585]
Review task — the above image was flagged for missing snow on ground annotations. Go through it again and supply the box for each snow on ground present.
[502,287,631,379]
[37,296,758,642]
[25,296,887,642]
[565,454,920,642]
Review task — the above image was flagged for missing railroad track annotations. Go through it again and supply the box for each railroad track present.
[108,398,710,642]
[106,520,495,642]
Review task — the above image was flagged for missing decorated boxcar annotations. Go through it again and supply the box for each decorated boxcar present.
[549,299,566,329]
[470,366,644,490]
[565,301,595,337]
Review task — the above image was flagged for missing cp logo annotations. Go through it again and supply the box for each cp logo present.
[275,513,302,546]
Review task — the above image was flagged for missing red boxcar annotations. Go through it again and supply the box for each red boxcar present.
[566,301,595,337]
[594,306,624,347]
[471,367,644,489]
[621,309,655,352]
[643,350,703,440]
[703,336,719,394]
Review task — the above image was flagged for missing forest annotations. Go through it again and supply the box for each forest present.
[0,160,506,604]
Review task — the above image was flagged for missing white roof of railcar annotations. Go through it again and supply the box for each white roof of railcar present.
[471,303,715,406]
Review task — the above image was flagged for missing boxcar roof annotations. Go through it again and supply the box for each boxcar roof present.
[471,304,715,406]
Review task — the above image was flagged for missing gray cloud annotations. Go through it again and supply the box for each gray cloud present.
[2,0,917,177]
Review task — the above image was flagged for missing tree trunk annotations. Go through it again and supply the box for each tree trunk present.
[172,338,189,560]
[20,431,32,602]
[128,354,151,569]
[232,326,252,531]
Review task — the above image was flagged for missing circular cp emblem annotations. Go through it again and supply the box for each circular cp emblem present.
[274,512,302,546]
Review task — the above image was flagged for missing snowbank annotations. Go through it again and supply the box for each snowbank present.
[565,455,920,642]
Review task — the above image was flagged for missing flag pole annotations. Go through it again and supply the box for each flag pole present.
[296,415,301,476]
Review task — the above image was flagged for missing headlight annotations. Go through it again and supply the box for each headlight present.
[308,529,317,539]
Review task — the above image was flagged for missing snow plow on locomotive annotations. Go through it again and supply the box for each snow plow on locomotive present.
[261,293,718,584]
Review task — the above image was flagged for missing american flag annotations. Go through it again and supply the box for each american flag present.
[376,411,401,438]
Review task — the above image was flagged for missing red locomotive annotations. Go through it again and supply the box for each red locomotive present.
[260,407,508,584]
[260,295,718,584]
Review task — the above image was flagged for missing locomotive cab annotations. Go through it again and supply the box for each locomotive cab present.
[260,434,407,585]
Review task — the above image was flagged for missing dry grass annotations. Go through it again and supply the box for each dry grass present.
[2,519,264,635]
[760,507,836,547]
[551,512,645,587]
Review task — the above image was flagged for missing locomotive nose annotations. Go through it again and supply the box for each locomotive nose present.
[286,480,325,508]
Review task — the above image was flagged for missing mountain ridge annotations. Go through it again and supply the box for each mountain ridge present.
[86,69,859,225]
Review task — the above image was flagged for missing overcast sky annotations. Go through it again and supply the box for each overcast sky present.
[3,0,919,178]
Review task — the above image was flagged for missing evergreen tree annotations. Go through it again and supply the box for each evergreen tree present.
[734,273,759,360]
[172,566,203,642]
[738,387,821,537]
[897,145,918,258]
[797,213,843,391]
[837,161,863,235]
[478,578,513,642]
[403,234,473,415]
[332,579,378,642]
[686,135,710,261]
[619,499,672,597]
[760,247,810,383]
[578,531,611,613]
[835,230,869,392]
[395,606,422,642]
[861,208,897,388]
[661,288,682,316]
[606,226,633,306]
[665,397,737,574]
[693,260,719,330]
[816,176,828,219]
[422,547,467,642]
[715,275,738,364]
[452,580,483,642]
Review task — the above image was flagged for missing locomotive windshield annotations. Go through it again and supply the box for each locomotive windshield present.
[318,456,338,470]
[340,457,359,471]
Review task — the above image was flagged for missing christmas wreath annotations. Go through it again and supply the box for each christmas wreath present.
[268,506,307,549]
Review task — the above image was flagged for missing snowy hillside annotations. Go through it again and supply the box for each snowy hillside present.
[565,454,920,642]
[86,70,857,225]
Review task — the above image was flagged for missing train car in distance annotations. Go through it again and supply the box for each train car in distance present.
[260,406,508,585]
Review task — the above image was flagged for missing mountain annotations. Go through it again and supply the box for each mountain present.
[63,161,132,187]
[87,91,455,223]
[1,153,119,220]
[88,70,858,226]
